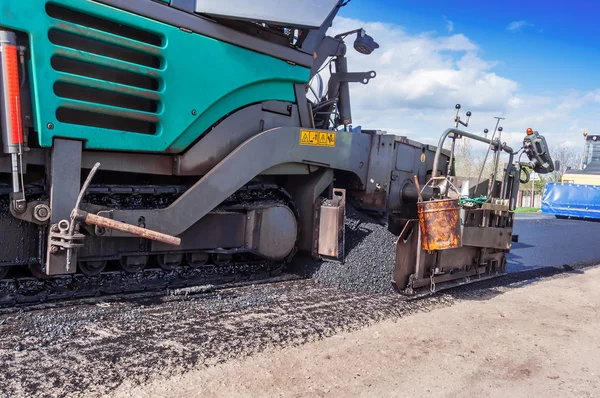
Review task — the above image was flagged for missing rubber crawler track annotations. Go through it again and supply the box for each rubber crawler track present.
[0,183,300,309]
[0,262,292,310]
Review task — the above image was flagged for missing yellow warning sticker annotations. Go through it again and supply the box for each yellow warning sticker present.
[300,129,336,147]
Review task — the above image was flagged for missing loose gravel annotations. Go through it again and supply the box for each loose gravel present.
[0,280,454,398]
[1,260,597,398]
[297,204,397,294]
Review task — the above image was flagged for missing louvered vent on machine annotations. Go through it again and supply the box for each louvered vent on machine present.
[46,2,164,135]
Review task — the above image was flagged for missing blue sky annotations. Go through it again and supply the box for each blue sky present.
[338,0,600,92]
[320,0,600,155]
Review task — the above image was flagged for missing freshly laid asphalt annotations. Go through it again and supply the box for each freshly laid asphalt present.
[508,213,600,272]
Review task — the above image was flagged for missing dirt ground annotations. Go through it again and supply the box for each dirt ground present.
[110,267,600,398]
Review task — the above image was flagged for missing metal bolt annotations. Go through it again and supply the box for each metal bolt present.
[191,109,197,116]
[47,122,54,130]
[50,245,58,254]
[34,204,51,222]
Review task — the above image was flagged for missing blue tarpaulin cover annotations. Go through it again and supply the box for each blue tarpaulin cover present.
[541,182,600,219]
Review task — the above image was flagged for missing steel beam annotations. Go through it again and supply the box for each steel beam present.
[45,139,82,275]
[176,103,300,175]
[285,168,334,252]
[97,127,371,237]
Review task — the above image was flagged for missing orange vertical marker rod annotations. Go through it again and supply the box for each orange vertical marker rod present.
[0,30,24,154]
[1,30,26,201]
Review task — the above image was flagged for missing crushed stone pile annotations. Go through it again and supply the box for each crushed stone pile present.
[296,204,399,295]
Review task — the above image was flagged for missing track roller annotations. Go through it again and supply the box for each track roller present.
[157,253,184,270]
[212,253,233,266]
[120,255,148,273]
[29,264,50,279]
[78,260,107,276]
[186,252,209,268]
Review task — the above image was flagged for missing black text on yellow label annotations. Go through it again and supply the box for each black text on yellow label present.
[300,130,336,147]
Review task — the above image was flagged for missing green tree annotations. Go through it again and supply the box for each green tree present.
[453,138,503,181]
[519,166,548,195]
[453,139,475,178]
[549,142,580,181]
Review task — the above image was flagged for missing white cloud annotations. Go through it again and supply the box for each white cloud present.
[508,97,524,109]
[507,20,534,32]
[443,15,454,33]
[308,16,600,158]
[320,17,517,113]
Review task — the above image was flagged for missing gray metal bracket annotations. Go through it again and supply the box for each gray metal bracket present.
[331,71,377,85]
[354,133,395,212]
[327,70,376,97]
[316,188,346,262]
[310,36,346,78]
[48,220,86,262]
[285,168,334,252]
[299,0,345,54]
[97,127,372,237]
[45,139,82,275]
[10,200,51,225]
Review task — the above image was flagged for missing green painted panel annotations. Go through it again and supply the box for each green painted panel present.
[0,0,310,153]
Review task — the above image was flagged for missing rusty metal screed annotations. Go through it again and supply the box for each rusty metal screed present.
[417,199,462,251]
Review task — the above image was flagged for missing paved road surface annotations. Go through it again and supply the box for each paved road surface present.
[508,213,600,272]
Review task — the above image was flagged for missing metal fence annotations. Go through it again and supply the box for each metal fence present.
[517,191,542,208]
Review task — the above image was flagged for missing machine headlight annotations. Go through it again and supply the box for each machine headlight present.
[353,30,379,55]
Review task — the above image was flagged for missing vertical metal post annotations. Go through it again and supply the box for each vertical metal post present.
[284,169,334,253]
[45,139,82,275]
[531,174,535,207]
[445,137,456,196]
[580,131,588,169]
[486,118,505,197]
[334,56,352,130]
